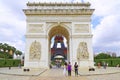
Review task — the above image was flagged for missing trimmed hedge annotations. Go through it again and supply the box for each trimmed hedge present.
[0,59,21,67]
[94,58,120,67]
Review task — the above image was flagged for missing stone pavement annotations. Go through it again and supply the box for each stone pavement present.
[86,73,120,80]
[0,67,120,80]
[0,67,47,76]
[29,68,87,80]
[78,67,120,76]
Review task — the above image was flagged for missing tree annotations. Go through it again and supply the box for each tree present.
[0,43,22,59]
[7,45,12,54]
[0,43,2,52]
[10,46,16,55]
[94,53,111,59]
[2,43,8,53]
[15,50,22,56]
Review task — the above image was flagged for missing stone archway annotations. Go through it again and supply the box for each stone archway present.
[48,25,70,64]
[23,2,94,69]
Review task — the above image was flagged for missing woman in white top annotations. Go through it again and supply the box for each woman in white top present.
[63,62,67,76]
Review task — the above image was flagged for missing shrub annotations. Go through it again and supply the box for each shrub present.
[94,58,120,67]
[0,59,21,67]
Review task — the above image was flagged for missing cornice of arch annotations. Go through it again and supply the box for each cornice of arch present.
[23,2,94,15]
[23,9,94,15]
[27,2,91,6]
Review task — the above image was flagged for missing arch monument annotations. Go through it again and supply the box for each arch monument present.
[23,2,94,69]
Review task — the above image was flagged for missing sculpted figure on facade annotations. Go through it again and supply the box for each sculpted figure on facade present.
[29,40,41,60]
[77,42,89,60]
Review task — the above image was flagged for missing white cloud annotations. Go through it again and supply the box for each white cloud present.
[91,0,120,55]
[0,1,26,52]
[89,0,120,16]
[93,15,120,46]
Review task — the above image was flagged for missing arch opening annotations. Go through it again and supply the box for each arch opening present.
[48,26,70,66]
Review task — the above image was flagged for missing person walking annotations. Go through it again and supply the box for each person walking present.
[63,62,67,76]
[74,62,78,76]
[103,62,107,69]
[67,62,72,76]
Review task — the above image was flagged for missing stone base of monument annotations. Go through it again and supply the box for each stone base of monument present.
[78,67,89,72]
[78,66,95,72]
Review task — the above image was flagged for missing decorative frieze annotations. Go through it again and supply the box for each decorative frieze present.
[23,9,94,15]
[27,16,90,23]
[27,2,91,9]
[27,2,91,7]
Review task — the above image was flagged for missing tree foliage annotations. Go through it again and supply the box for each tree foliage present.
[0,43,23,59]
[15,50,22,55]
[94,53,111,59]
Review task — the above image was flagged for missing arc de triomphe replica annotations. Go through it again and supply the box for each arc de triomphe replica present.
[23,2,94,69]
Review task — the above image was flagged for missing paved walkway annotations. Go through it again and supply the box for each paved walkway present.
[0,67,120,80]
[0,66,120,76]
[0,67,46,76]
[29,68,87,80]
[78,67,120,76]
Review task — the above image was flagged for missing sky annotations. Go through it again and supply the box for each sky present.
[0,0,120,56]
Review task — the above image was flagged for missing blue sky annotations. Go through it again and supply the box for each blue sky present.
[0,0,120,56]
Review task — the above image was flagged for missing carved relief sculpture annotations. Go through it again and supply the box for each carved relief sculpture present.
[29,40,41,60]
[77,42,89,60]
